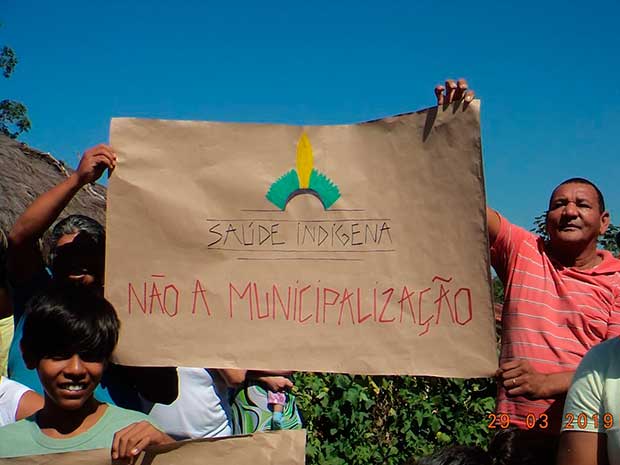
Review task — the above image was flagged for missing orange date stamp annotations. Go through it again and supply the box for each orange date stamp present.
[563,412,614,430]
[488,412,615,430]
[487,413,549,429]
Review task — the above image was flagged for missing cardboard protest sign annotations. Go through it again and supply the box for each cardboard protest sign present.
[106,100,497,376]
[135,430,305,465]
[0,430,305,465]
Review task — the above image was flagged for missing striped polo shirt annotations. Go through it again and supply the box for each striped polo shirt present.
[491,214,620,433]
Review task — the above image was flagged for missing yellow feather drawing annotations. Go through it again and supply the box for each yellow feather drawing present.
[296,133,313,189]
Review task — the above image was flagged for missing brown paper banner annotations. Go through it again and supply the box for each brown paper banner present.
[106,101,497,376]
[135,430,306,465]
[0,430,306,465]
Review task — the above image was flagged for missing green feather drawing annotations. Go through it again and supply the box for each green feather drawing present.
[265,133,341,210]
[266,169,299,210]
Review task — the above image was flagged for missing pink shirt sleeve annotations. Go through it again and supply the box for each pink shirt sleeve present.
[604,290,620,339]
[489,214,538,285]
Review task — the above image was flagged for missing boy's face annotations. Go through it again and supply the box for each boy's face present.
[37,354,104,410]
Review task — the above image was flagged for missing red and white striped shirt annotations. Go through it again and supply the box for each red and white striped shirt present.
[491,214,620,433]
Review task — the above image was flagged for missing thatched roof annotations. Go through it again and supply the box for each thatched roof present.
[0,135,106,254]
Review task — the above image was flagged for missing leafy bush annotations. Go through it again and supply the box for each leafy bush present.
[293,373,496,465]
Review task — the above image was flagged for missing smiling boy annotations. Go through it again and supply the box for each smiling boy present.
[0,285,173,459]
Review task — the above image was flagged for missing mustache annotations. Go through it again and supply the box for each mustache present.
[557,219,580,228]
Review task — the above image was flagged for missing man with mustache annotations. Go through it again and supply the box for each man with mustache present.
[436,80,620,438]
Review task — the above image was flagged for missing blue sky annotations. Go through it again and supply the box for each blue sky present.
[2,1,619,229]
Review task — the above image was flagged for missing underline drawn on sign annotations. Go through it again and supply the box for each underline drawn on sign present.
[209,249,395,253]
[205,218,391,223]
[236,257,364,262]
[239,209,366,213]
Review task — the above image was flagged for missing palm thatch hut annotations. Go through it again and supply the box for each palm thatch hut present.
[0,134,106,261]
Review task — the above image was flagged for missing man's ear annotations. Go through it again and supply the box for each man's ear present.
[600,211,611,235]
[20,342,37,370]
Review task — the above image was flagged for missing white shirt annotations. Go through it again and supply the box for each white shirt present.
[142,367,232,439]
[0,376,30,427]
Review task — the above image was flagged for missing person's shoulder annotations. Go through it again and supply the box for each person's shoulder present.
[491,212,540,252]
[594,250,620,275]
[0,416,37,454]
[0,376,31,426]
[0,416,33,432]
[0,376,30,396]
[579,337,620,373]
[590,336,620,353]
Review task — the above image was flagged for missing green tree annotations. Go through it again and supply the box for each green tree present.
[293,373,495,465]
[1,24,30,138]
[492,276,504,305]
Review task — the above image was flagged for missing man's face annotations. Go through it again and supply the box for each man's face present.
[52,232,104,288]
[546,182,610,251]
[37,354,104,411]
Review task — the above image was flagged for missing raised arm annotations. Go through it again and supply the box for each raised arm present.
[487,207,501,244]
[216,368,247,389]
[247,370,294,392]
[15,390,43,421]
[434,79,500,245]
[0,233,11,319]
[218,369,294,391]
[0,285,11,319]
[7,144,116,283]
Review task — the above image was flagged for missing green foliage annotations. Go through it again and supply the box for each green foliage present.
[531,213,547,241]
[0,99,30,138]
[599,224,619,256]
[293,373,495,465]
[0,24,30,138]
[492,276,504,305]
[0,45,17,78]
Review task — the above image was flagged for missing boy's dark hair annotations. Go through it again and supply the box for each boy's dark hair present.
[489,427,558,465]
[21,285,120,364]
[552,177,606,212]
[415,445,492,465]
[48,214,105,266]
